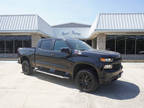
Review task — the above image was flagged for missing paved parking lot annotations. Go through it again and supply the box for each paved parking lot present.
[0,61,144,108]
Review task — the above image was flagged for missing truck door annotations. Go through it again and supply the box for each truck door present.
[50,39,73,73]
[35,39,54,69]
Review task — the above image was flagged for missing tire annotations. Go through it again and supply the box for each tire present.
[75,69,99,92]
[22,60,33,75]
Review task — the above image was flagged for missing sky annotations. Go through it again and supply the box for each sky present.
[0,0,144,25]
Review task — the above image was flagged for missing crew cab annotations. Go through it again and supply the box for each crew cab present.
[18,38,123,92]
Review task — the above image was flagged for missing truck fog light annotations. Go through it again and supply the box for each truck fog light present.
[104,65,113,69]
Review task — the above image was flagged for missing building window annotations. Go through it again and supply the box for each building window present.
[106,35,144,55]
[136,36,144,54]
[83,40,92,46]
[0,35,31,54]
[0,40,4,53]
[6,40,14,53]
[116,36,126,54]
[125,36,136,54]
[106,36,115,51]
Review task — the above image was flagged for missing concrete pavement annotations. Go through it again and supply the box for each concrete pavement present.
[0,61,144,108]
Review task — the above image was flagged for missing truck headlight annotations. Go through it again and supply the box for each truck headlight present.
[104,65,113,69]
[100,58,113,62]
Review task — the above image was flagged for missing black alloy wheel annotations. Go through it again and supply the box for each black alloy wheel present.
[75,69,99,92]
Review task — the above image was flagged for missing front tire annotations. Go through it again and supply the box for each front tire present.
[22,60,33,75]
[75,69,99,92]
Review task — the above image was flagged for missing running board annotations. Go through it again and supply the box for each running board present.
[34,69,70,79]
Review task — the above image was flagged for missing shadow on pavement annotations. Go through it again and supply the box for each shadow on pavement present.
[33,72,140,100]
[93,80,140,100]
[33,72,75,88]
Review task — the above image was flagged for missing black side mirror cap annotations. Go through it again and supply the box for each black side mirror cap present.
[60,47,71,54]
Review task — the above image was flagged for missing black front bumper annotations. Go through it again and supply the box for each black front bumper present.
[103,69,123,84]
[101,69,123,84]
[98,55,123,84]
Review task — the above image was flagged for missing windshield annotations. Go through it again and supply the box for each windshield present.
[67,39,92,51]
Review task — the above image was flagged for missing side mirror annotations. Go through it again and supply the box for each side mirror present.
[60,47,71,54]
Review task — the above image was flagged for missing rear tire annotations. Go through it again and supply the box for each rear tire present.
[22,60,33,75]
[75,69,99,92]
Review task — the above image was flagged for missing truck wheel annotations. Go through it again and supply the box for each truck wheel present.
[22,60,33,75]
[75,69,99,92]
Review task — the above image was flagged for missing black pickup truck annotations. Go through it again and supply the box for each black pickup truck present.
[18,38,123,92]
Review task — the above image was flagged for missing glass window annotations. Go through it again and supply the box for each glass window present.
[67,39,91,51]
[0,36,31,54]
[83,40,92,46]
[6,40,13,53]
[136,36,144,54]
[106,35,144,55]
[15,40,22,53]
[106,36,115,51]
[40,40,52,50]
[23,40,31,48]
[0,40,4,53]
[54,40,68,51]
[125,36,136,54]
[116,36,126,54]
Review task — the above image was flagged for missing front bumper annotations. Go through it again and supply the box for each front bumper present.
[98,55,123,84]
[100,69,123,84]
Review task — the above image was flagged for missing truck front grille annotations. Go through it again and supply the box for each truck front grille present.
[113,57,122,62]
[113,63,121,70]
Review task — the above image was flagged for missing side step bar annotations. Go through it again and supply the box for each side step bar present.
[34,69,70,79]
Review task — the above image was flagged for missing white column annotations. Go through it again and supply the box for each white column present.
[97,34,106,50]
[32,35,41,47]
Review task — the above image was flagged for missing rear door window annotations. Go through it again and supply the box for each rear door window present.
[40,40,52,50]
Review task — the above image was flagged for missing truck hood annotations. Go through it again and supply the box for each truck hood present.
[82,49,120,58]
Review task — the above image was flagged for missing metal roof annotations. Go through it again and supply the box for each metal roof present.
[0,14,52,35]
[89,13,144,36]
[52,23,91,28]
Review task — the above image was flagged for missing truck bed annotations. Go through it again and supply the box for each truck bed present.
[18,47,35,55]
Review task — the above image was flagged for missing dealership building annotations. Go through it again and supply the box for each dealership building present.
[89,13,144,60]
[0,14,52,57]
[0,13,144,60]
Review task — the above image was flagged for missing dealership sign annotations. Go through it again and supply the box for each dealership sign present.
[53,27,90,39]
[61,31,81,36]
